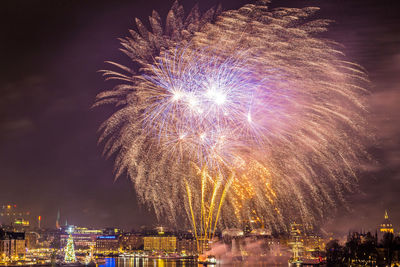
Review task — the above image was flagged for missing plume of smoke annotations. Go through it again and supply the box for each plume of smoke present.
[206,237,291,265]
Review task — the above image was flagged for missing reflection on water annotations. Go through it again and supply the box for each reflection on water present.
[98,257,287,267]
[99,257,199,267]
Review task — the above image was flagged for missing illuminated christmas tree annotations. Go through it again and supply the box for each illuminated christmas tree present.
[64,233,76,263]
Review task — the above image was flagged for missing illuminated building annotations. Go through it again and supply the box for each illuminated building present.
[379,210,394,234]
[77,227,103,235]
[303,234,324,252]
[0,204,30,226]
[176,238,197,255]
[120,233,143,251]
[14,218,29,226]
[25,232,39,249]
[60,227,102,249]
[103,228,122,236]
[285,222,325,263]
[13,218,29,232]
[143,236,176,252]
[95,236,119,253]
[0,229,25,262]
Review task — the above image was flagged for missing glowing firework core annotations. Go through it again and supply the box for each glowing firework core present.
[205,86,227,105]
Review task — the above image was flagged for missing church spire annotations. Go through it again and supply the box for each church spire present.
[384,210,389,220]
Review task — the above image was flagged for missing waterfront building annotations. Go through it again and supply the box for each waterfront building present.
[120,233,143,251]
[143,236,176,252]
[176,238,197,255]
[37,228,62,248]
[302,230,324,251]
[95,235,119,253]
[302,233,325,261]
[60,227,102,249]
[25,232,39,249]
[0,229,25,262]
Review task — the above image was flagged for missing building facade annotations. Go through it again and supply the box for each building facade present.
[176,238,197,255]
[60,227,102,249]
[0,229,25,262]
[0,204,30,227]
[120,233,143,251]
[143,236,176,252]
[95,236,119,253]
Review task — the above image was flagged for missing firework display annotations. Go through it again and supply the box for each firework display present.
[95,1,369,234]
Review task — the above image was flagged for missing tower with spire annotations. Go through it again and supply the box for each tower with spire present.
[379,210,394,234]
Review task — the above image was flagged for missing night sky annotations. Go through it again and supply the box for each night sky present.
[1,0,399,235]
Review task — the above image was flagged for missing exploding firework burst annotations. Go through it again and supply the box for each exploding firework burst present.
[95,1,370,233]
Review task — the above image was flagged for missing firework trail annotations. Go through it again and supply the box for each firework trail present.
[95,1,370,233]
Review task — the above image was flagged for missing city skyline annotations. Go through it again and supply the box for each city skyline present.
[1,0,400,234]
[2,203,400,236]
